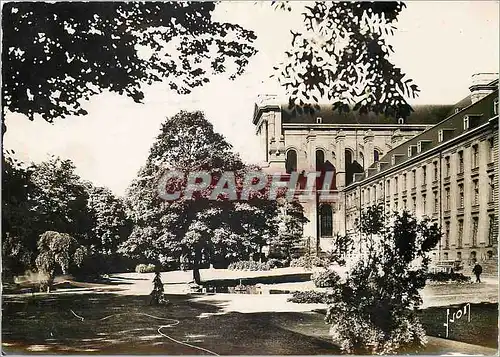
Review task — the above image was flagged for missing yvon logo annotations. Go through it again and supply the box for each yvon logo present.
[443,303,471,338]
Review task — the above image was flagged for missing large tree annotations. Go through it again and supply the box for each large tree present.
[120,111,280,283]
[274,1,419,119]
[2,150,37,275]
[29,157,92,243]
[1,1,256,132]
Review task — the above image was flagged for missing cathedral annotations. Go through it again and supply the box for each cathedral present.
[253,73,498,265]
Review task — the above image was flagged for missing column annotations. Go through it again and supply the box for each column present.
[364,129,375,168]
[336,130,346,189]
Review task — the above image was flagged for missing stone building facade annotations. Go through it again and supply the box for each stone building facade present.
[252,73,498,261]
[345,79,498,265]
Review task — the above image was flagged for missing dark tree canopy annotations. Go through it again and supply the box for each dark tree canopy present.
[2,2,257,121]
[274,1,419,119]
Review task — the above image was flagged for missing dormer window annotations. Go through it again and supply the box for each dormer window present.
[417,141,422,153]
[455,107,461,114]
[463,115,469,130]
[316,117,323,124]
[391,156,396,165]
[408,146,412,157]
[398,118,404,124]
[438,130,444,143]
[494,98,498,116]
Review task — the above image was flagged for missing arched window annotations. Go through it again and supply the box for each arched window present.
[359,152,365,169]
[286,149,297,174]
[316,149,325,171]
[374,149,380,163]
[345,149,353,165]
[320,204,333,237]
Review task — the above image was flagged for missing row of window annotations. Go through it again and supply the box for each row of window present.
[442,214,497,250]
[347,138,495,206]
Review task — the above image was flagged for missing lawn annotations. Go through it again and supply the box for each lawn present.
[417,302,498,349]
[2,292,340,355]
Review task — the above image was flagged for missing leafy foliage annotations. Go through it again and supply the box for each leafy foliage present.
[2,150,37,275]
[287,290,328,304]
[135,263,157,274]
[290,253,327,270]
[2,2,256,121]
[325,206,441,354]
[227,260,271,271]
[35,231,87,280]
[271,199,309,261]
[120,111,281,281]
[86,185,132,256]
[312,268,341,288]
[426,271,471,284]
[274,2,419,119]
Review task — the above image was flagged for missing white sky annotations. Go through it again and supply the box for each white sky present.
[4,1,499,196]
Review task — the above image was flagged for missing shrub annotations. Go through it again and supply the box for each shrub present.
[227,260,270,271]
[267,258,288,269]
[427,271,471,283]
[135,263,156,273]
[287,290,328,304]
[312,269,341,288]
[325,207,441,354]
[290,254,328,269]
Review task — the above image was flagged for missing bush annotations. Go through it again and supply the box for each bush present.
[267,258,288,269]
[312,269,340,288]
[287,290,328,304]
[290,254,328,269]
[135,263,156,273]
[427,271,471,283]
[227,260,270,271]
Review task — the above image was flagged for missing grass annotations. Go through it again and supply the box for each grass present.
[417,303,498,349]
[2,292,340,355]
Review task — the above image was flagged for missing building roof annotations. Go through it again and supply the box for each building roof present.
[352,89,498,185]
[281,104,456,125]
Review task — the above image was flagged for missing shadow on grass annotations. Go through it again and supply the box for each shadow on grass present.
[417,302,498,349]
[2,292,340,355]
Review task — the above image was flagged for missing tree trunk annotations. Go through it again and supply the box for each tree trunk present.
[192,247,201,285]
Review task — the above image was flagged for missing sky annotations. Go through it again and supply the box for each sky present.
[4,1,499,197]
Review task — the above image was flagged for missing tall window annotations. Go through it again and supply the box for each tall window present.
[489,175,495,202]
[488,214,496,246]
[458,184,464,208]
[488,138,495,163]
[444,221,450,249]
[445,188,450,210]
[472,144,479,168]
[412,196,416,213]
[403,199,407,210]
[412,170,416,188]
[445,156,450,177]
[433,191,439,213]
[473,179,479,205]
[433,161,438,181]
[422,165,427,185]
[374,149,380,163]
[458,151,464,173]
[472,217,479,247]
[316,149,325,172]
[403,173,407,190]
[394,200,399,211]
[286,149,297,174]
[320,204,333,237]
[423,194,427,214]
[458,220,464,248]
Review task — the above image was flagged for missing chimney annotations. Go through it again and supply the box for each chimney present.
[469,73,498,104]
